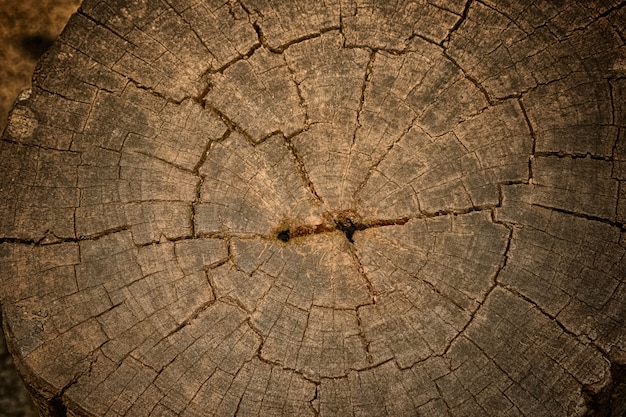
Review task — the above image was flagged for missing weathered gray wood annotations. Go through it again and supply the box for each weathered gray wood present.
[1,0,625,416]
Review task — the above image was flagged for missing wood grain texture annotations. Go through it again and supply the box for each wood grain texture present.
[1,0,625,416]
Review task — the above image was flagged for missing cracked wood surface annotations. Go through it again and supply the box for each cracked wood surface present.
[0,0,625,416]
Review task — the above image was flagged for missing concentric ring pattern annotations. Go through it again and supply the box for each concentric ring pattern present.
[1,1,625,416]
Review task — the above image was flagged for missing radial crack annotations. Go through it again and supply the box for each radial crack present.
[284,136,324,204]
[441,0,474,47]
[441,217,513,356]
[518,98,537,183]
[443,50,495,106]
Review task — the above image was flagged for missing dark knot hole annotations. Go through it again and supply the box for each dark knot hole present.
[276,229,290,242]
[335,218,358,243]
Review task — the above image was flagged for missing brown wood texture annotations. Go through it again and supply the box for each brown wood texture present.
[1,0,626,416]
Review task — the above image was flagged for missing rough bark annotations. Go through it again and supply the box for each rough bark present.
[1,0,625,416]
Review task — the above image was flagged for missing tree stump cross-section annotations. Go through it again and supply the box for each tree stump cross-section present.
[1,0,626,416]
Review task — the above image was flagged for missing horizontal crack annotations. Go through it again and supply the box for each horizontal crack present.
[271,213,409,244]
[0,226,132,246]
[531,203,625,230]
[534,151,614,161]
[419,203,500,218]
[253,21,341,54]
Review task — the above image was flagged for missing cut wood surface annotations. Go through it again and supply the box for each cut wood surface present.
[1,0,625,416]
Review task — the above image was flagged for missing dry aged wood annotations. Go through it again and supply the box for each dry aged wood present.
[1,0,625,416]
